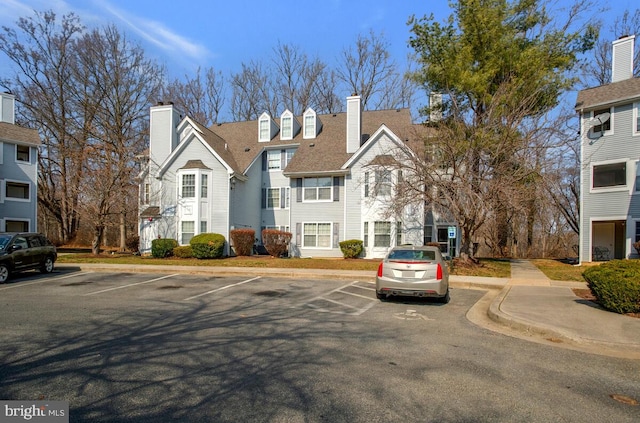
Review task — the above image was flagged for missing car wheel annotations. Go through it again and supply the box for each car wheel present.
[0,264,9,283]
[438,290,450,304]
[41,256,54,274]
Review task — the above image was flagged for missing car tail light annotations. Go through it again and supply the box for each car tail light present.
[377,262,383,277]
[436,263,443,280]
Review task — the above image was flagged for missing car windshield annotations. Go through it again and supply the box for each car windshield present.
[387,249,436,261]
[0,235,12,250]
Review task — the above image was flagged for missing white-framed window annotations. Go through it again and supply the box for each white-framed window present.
[375,170,392,196]
[267,150,281,170]
[592,161,626,189]
[364,172,370,197]
[259,117,270,142]
[267,188,280,209]
[285,186,290,208]
[374,221,391,247]
[143,183,150,204]
[200,221,207,233]
[5,219,29,232]
[303,222,332,248]
[5,181,30,200]
[181,221,195,244]
[200,174,208,198]
[303,177,332,201]
[181,174,196,198]
[303,109,317,139]
[634,102,640,135]
[396,221,403,246]
[591,107,612,134]
[16,145,30,162]
[281,115,292,139]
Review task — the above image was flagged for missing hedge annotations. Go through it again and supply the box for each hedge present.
[190,233,226,259]
[173,245,193,258]
[582,260,640,314]
[262,229,291,257]
[151,238,178,258]
[339,239,363,258]
[230,228,255,256]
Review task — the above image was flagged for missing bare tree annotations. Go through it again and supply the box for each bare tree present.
[336,30,405,110]
[75,25,163,253]
[230,61,279,121]
[0,11,86,243]
[582,8,640,85]
[164,66,225,126]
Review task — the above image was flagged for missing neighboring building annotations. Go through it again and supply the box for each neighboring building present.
[576,35,640,262]
[139,96,459,258]
[0,92,40,232]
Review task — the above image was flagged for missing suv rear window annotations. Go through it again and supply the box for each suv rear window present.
[388,249,436,261]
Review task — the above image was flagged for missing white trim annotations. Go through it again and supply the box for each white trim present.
[3,178,31,202]
[589,215,627,262]
[15,144,31,164]
[589,158,630,193]
[301,221,333,249]
[3,217,31,232]
[342,124,410,170]
[589,107,614,137]
[634,102,640,137]
[302,176,333,202]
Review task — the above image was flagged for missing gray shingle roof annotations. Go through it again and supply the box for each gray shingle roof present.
[0,122,40,145]
[575,77,640,111]
[210,108,429,175]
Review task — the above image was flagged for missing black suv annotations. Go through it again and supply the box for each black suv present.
[0,233,57,283]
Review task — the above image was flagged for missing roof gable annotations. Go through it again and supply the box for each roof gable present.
[575,77,640,111]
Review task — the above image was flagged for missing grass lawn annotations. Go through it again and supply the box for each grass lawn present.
[530,259,588,282]
[57,252,512,277]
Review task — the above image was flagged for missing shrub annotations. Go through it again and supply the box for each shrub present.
[339,239,363,258]
[190,233,226,259]
[151,238,178,258]
[583,260,640,314]
[173,245,193,258]
[126,235,140,253]
[262,229,291,257]
[230,228,255,256]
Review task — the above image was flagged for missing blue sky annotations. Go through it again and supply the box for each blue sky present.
[0,0,633,116]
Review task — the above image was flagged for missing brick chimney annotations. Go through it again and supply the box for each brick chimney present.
[612,35,635,83]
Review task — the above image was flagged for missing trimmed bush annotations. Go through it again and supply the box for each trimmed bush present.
[339,239,363,258]
[173,245,193,258]
[151,238,178,258]
[190,233,226,259]
[262,229,291,258]
[126,235,140,253]
[230,228,255,256]
[583,260,640,314]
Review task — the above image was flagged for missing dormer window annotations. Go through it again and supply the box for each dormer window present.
[259,117,270,142]
[258,112,279,142]
[282,116,292,139]
[303,108,321,139]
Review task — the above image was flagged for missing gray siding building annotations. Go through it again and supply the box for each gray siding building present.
[139,96,459,258]
[576,35,640,262]
[0,92,40,232]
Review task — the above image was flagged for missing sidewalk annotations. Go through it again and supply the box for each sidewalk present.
[483,259,640,359]
[57,260,640,359]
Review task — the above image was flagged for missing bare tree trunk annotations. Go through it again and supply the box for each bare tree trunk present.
[120,211,126,251]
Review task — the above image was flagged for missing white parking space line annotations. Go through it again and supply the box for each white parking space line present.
[183,276,262,301]
[84,274,180,296]
[299,281,378,316]
[0,271,92,291]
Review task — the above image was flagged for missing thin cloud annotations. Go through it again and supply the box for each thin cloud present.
[93,0,210,61]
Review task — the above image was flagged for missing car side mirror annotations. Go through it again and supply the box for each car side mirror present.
[9,245,23,252]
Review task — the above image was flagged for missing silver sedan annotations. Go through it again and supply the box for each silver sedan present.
[375,245,450,303]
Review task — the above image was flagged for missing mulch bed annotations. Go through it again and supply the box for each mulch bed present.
[572,288,640,319]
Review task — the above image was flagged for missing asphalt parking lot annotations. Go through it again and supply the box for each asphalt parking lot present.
[2,269,639,423]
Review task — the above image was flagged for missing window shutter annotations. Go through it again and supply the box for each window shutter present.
[296,178,302,202]
[296,222,301,246]
[262,152,267,171]
[280,149,286,169]
[364,172,369,197]
[261,188,266,209]
[333,176,340,201]
[280,187,286,208]
[333,222,339,248]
